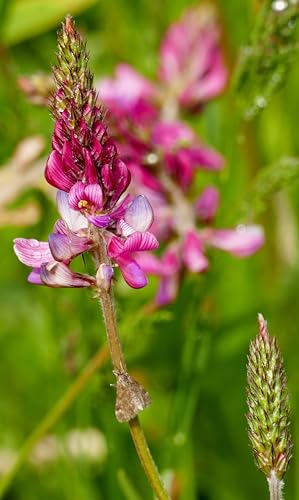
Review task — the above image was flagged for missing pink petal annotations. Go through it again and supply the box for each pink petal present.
[133,253,163,275]
[84,149,98,184]
[68,182,86,210]
[28,268,43,285]
[124,195,154,232]
[118,219,136,237]
[122,232,159,253]
[48,233,92,262]
[84,183,103,209]
[194,186,219,223]
[161,244,181,275]
[45,150,74,191]
[207,225,265,257]
[87,214,112,228]
[96,263,114,291]
[183,145,224,171]
[110,159,131,206]
[107,236,125,258]
[156,275,179,305]
[116,254,148,288]
[182,230,209,272]
[56,191,88,232]
[109,194,132,220]
[40,262,95,288]
[14,238,52,267]
[98,64,155,110]
[151,121,194,150]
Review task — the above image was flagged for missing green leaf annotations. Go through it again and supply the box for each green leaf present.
[2,0,98,45]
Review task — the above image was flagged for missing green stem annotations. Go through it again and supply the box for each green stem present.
[267,471,284,500]
[95,235,170,499]
[0,345,109,498]
[129,417,170,500]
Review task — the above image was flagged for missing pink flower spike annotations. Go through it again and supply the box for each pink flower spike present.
[116,254,148,288]
[40,262,95,288]
[56,190,88,232]
[14,238,52,267]
[195,186,220,223]
[159,5,227,108]
[48,233,92,262]
[45,150,74,191]
[207,225,265,257]
[182,230,209,272]
[124,195,154,233]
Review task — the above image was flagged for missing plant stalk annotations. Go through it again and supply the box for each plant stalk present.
[95,234,170,500]
[267,471,284,500]
[129,417,170,500]
[0,344,109,498]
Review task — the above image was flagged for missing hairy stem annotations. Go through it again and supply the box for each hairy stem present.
[267,471,284,500]
[95,234,170,500]
[95,233,127,373]
[0,345,109,499]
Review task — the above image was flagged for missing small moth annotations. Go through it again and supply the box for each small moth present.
[113,370,151,423]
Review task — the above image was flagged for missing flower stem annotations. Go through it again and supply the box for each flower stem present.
[129,417,170,500]
[95,234,170,499]
[0,344,109,499]
[267,471,284,500]
[94,232,126,373]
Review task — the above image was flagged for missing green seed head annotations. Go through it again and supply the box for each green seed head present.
[247,314,292,480]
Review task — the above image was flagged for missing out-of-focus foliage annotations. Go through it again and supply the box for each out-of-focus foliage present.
[233,0,299,120]
[1,1,299,499]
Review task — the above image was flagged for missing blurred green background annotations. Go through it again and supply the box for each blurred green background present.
[1,0,299,498]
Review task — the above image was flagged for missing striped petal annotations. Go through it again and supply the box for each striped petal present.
[124,195,154,232]
[45,150,74,191]
[122,232,159,253]
[40,262,95,288]
[14,238,52,267]
[48,233,92,262]
[56,190,88,232]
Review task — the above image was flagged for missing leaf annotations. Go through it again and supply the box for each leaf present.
[2,0,98,46]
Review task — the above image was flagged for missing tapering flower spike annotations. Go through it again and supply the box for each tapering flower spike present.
[247,314,292,499]
[14,17,158,290]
